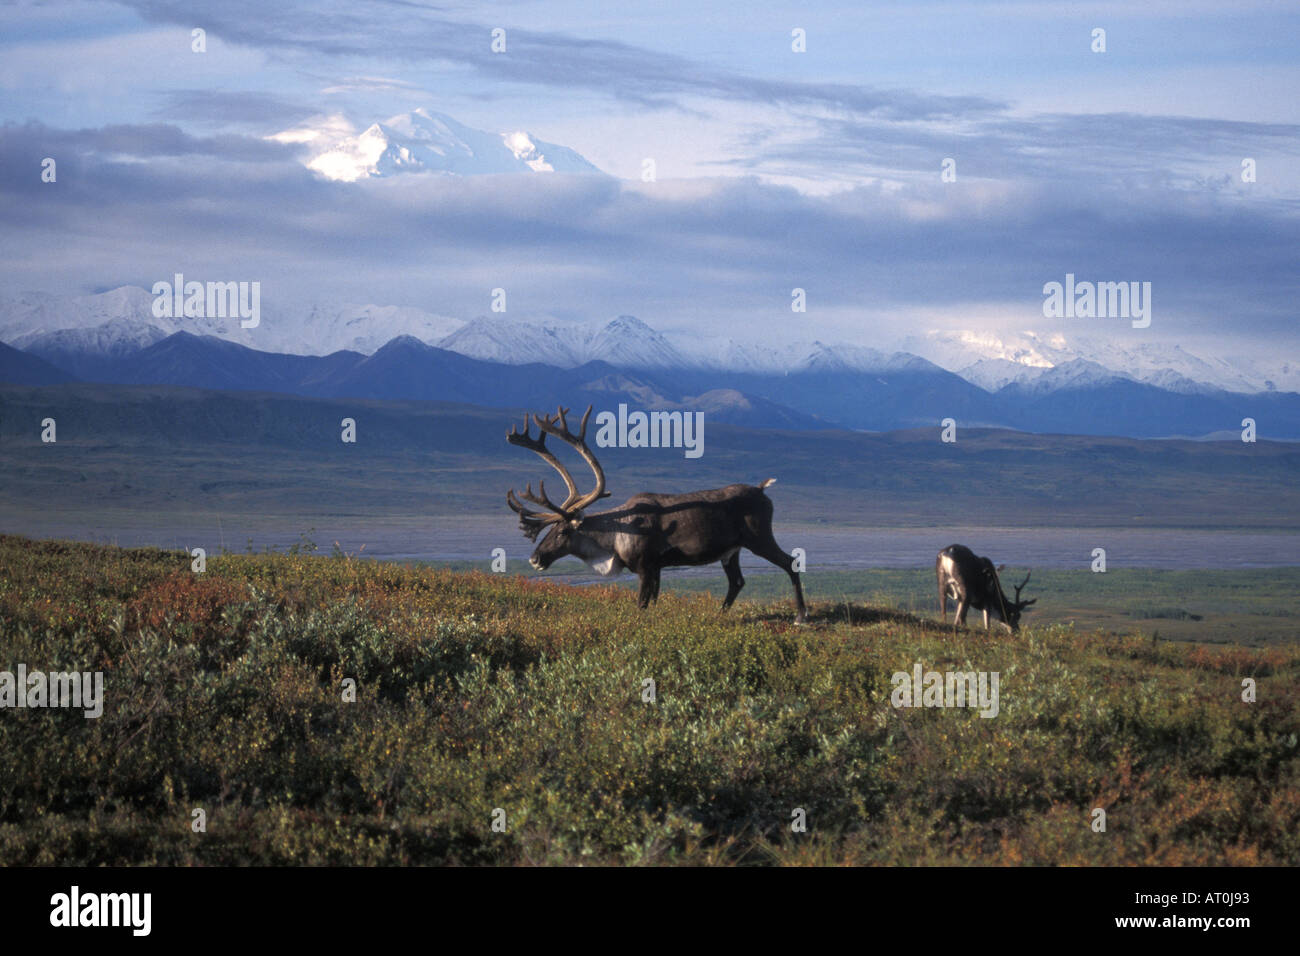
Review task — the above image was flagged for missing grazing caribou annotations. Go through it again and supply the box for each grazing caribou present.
[936,544,1035,633]
[506,405,808,623]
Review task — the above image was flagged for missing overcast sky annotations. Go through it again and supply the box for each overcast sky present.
[1,0,1297,357]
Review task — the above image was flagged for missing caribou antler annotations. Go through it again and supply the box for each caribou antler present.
[507,413,579,502]
[530,405,609,513]
[505,405,610,536]
[1013,570,1035,606]
[506,412,576,538]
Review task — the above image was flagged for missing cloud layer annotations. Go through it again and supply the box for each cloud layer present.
[0,0,1296,359]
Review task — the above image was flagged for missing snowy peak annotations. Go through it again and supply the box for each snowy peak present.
[900,330,1057,375]
[274,108,603,182]
[436,317,575,366]
[1007,358,1123,394]
[795,341,931,373]
[432,320,942,375]
[14,317,168,357]
[904,328,1300,395]
[582,316,687,369]
[0,285,153,342]
[501,131,560,172]
[957,357,1047,392]
[436,314,688,370]
[292,301,464,355]
[0,286,465,360]
[682,334,934,374]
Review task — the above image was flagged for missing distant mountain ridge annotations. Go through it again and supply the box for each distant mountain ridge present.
[5,328,1298,439]
[0,286,465,361]
[9,330,825,431]
[902,328,1300,395]
[4,286,1291,400]
[0,287,948,377]
[2,286,1297,440]
[439,315,690,369]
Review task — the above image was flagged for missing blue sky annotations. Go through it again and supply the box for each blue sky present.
[1,0,1297,356]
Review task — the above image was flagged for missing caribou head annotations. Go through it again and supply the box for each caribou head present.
[992,565,1036,632]
[505,405,611,571]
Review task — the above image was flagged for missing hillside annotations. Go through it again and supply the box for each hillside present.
[0,535,1295,865]
[0,340,74,386]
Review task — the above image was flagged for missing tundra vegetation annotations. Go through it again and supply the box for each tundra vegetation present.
[0,534,1296,866]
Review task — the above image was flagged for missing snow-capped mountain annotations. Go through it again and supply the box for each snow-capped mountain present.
[3,287,1294,400]
[582,316,688,369]
[282,302,464,355]
[0,287,157,343]
[899,329,1058,375]
[902,329,1299,395]
[437,316,577,366]
[956,357,1047,392]
[271,108,603,182]
[438,314,689,369]
[675,335,933,374]
[0,287,465,360]
[679,338,793,373]
[437,319,938,374]
[2,286,266,356]
[999,358,1124,395]
[796,342,936,374]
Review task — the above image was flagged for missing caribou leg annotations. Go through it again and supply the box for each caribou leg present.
[937,566,947,623]
[722,551,745,608]
[637,568,660,608]
[746,537,808,624]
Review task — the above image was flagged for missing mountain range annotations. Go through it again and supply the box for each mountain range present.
[0,286,465,363]
[6,330,825,430]
[3,325,1296,439]
[4,285,1292,393]
[2,286,1297,439]
[899,329,1300,395]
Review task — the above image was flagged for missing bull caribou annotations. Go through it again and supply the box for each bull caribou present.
[936,544,1035,633]
[506,404,808,623]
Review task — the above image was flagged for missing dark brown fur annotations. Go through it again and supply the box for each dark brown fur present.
[505,406,806,623]
[529,482,807,623]
[936,543,1034,632]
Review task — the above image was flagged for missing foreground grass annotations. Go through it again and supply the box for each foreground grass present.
[1,534,1297,865]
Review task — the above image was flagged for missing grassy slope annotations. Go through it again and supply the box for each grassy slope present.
[1,534,1297,865]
